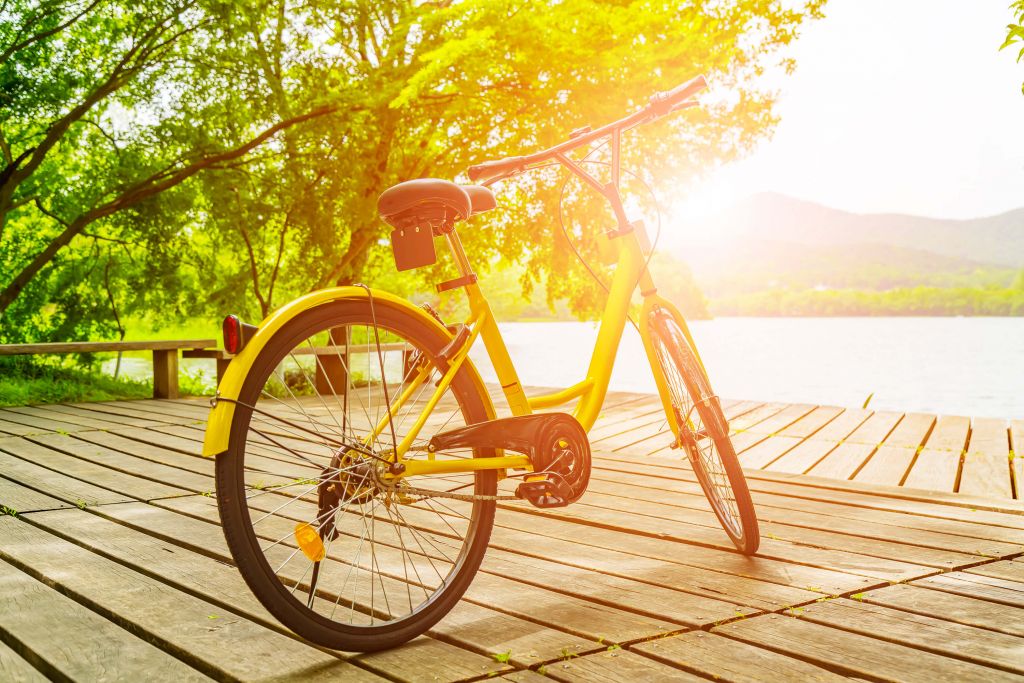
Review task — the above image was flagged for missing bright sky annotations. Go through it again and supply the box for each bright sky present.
[672,0,1024,233]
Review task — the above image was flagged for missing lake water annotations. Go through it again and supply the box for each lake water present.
[468,318,1024,419]
[108,317,1024,419]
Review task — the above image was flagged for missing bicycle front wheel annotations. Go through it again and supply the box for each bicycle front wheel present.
[648,307,760,554]
[215,297,496,651]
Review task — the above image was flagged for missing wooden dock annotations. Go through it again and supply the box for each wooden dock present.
[0,391,1022,681]
[594,393,1022,501]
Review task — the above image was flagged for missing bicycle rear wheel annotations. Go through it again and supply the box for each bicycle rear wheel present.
[648,307,760,554]
[215,298,496,651]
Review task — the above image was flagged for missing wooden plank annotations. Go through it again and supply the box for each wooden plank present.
[903,415,970,492]
[0,477,75,514]
[3,404,142,431]
[794,597,1024,674]
[113,424,207,455]
[541,649,706,682]
[0,437,188,501]
[767,439,842,475]
[598,399,758,458]
[98,497,601,667]
[959,418,1013,498]
[45,402,167,428]
[913,572,1024,608]
[507,497,933,583]
[853,412,935,485]
[737,435,803,469]
[740,403,816,435]
[588,459,1024,548]
[30,432,213,494]
[582,478,1012,564]
[801,408,872,441]
[594,448,1024,523]
[726,403,789,433]
[0,446,135,508]
[862,583,1024,637]
[71,429,214,477]
[715,612,1022,682]
[965,561,1024,583]
[0,516,383,681]
[0,638,47,683]
[0,416,53,437]
[99,399,210,422]
[777,405,845,439]
[633,630,851,682]
[0,409,94,434]
[0,339,216,354]
[63,399,194,425]
[718,408,870,474]
[0,555,210,682]
[21,505,510,681]
[807,411,903,480]
[747,466,1024,517]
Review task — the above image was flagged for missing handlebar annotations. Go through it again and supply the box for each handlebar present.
[467,74,707,184]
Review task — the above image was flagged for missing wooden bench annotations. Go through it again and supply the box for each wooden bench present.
[0,340,218,399]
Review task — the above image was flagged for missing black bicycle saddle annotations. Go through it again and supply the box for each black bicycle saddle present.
[378,179,495,228]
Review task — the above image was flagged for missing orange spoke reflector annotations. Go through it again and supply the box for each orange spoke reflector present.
[294,522,326,562]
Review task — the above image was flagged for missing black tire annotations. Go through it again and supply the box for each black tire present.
[215,298,496,651]
[649,308,760,554]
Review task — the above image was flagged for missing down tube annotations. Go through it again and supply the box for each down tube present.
[573,238,646,430]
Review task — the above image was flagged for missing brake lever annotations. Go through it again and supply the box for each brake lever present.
[669,99,699,113]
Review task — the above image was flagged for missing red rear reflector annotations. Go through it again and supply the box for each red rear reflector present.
[223,315,242,354]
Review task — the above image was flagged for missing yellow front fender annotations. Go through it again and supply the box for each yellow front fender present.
[202,287,494,457]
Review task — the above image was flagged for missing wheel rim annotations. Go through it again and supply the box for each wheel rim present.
[229,313,493,630]
[650,312,745,542]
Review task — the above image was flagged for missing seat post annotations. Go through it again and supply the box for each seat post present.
[444,229,475,279]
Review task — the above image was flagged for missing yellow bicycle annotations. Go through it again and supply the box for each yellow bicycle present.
[203,74,759,651]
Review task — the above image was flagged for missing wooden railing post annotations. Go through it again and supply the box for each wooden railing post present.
[315,328,349,395]
[152,349,179,399]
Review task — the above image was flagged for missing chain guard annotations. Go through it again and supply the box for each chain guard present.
[427,413,591,507]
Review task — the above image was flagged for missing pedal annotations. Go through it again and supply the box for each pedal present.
[515,477,573,508]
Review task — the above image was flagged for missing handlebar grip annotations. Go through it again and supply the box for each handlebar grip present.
[649,74,708,115]
[467,155,526,183]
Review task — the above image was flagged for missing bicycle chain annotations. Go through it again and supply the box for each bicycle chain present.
[370,466,522,503]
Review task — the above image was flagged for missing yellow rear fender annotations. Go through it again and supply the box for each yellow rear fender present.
[202,287,494,457]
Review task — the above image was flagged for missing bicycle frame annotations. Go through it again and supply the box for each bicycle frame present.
[205,75,710,476]
[377,135,707,481]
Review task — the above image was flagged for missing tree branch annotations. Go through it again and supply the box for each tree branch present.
[0,0,104,65]
[0,102,343,315]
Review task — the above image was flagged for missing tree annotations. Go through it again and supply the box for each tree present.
[187,0,827,323]
[1,0,827,341]
[1003,0,1024,93]
[0,0,341,331]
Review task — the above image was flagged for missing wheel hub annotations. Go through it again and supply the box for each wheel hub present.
[317,448,382,540]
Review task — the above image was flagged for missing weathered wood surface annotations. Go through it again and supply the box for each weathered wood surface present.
[0,391,1022,681]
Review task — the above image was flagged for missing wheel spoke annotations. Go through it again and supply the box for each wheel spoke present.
[219,306,496,643]
[650,309,758,552]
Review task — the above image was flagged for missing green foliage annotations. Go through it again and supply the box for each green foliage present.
[1,0,824,343]
[712,285,1024,317]
[1002,0,1024,93]
[0,356,209,405]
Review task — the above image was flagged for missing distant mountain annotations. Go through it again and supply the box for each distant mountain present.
[676,194,1024,298]
[686,193,1024,268]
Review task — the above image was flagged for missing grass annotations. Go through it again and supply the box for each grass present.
[0,359,213,406]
